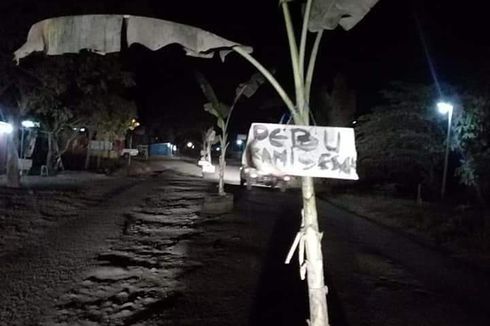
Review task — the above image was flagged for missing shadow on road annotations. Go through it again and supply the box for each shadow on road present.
[244,190,309,325]
[236,187,347,326]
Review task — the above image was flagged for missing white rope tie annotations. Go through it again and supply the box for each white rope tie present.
[285,209,308,280]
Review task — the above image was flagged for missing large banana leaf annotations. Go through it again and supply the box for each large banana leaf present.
[14,15,252,63]
[309,0,380,31]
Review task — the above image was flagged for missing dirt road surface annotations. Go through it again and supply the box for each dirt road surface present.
[1,160,489,325]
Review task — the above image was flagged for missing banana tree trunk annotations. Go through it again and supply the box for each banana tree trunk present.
[227,4,333,323]
[55,141,61,171]
[207,142,212,162]
[301,176,329,325]
[97,153,101,170]
[218,137,226,196]
[127,133,133,169]
[85,130,93,170]
[6,130,21,188]
[46,132,53,173]
[52,135,62,171]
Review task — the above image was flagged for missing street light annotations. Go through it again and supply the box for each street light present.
[127,118,140,169]
[437,101,453,199]
[128,118,140,131]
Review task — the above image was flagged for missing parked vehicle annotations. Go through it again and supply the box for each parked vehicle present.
[240,114,296,191]
[120,148,139,158]
[240,166,292,192]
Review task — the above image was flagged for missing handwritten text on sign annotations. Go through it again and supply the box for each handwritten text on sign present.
[243,123,358,180]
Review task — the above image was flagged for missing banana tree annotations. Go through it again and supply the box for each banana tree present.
[196,71,266,196]
[230,1,380,325]
[201,127,216,163]
[197,80,229,196]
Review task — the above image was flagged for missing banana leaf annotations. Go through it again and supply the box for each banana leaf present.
[14,14,252,63]
[309,0,380,31]
[195,72,231,120]
[235,71,267,98]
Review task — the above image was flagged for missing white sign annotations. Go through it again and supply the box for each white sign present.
[89,140,113,151]
[242,123,358,180]
[18,159,33,171]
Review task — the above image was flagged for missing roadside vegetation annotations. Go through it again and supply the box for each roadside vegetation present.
[314,80,490,270]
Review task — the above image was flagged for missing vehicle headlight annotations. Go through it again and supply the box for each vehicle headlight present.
[284,176,291,181]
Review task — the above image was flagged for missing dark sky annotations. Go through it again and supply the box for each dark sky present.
[2,0,490,135]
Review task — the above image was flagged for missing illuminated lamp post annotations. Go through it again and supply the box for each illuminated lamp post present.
[437,101,453,200]
[127,118,140,168]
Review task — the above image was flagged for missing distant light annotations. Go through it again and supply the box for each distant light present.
[129,118,140,130]
[437,102,453,115]
[0,121,13,134]
[352,120,357,125]
[236,139,243,146]
[21,120,38,128]
[79,127,86,132]
[186,141,193,148]
[73,127,78,131]
[216,146,221,151]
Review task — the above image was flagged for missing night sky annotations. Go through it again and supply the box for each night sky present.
[2,0,489,136]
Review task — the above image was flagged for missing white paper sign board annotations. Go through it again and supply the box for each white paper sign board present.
[89,140,113,151]
[242,123,358,180]
[18,159,33,170]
